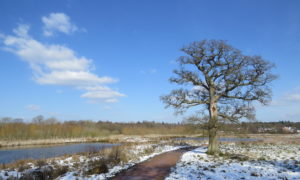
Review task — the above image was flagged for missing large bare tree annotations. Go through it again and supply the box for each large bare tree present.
[161,40,276,155]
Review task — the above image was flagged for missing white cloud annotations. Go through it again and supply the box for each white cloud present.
[26,104,40,111]
[81,86,125,103]
[283,93,300,102]
[13,24,30,38]
[1,24,124,103]
[36,71,116,86]
[42,13,79,36]
[4,35,91,72]
[140,68,157,74]
[270,91,300,106]
[105,99,118,103]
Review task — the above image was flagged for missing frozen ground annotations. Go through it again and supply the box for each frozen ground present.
[166,143,300,180]
[61,144,183,180]
[0,144,182,180]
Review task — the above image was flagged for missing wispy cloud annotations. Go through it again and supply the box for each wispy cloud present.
[271,88,300,106]
[26,104,41,111]
[55,89,63,94]
[283,93,300,102]
[283,112,300,122]
[42,12,82,36]
[80,86,125,103]
[169,60,177,65]
[1,23,124,103]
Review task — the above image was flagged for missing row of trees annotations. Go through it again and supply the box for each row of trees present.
[1,115,298,140]
[0,118,198,140]
[216,121,300,134]
[0,116,58,124]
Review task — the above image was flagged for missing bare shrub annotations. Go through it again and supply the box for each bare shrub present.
[108,146,128,164]
[143,146,155,155]
[84,158,108,175]
[20,166,53,180]
[51,166,69,178]
[35,159,47,168]
[7,176,18,180]
[19,165,69,180]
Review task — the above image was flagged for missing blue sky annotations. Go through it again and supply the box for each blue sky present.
[0,0,300,122]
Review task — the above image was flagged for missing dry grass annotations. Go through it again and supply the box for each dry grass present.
[238,134,300,145]
[83,146,129,175]
[5,133,298,178]
[84,158,108,175]
[1,159,34,171]
[20,166,69,180]
[0,134,187,148]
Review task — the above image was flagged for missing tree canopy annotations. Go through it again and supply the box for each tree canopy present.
[161,39,277,154]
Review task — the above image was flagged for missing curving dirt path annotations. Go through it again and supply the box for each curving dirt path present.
[110,146,195,180]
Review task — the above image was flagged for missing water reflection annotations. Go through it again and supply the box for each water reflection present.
[0,143,119,164]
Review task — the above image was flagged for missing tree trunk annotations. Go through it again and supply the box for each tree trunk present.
[207,99,219,155]
[207,125,218,155]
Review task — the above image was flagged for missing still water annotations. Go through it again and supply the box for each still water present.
[0,143,119,164]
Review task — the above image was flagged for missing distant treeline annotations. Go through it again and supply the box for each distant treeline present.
[0,116,199,140]
[219,121,300,134]
[0,116,299,140]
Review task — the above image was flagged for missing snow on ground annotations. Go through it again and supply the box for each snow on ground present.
[60,144,183,180]
[166,143,300,180]
[0,144,182,180]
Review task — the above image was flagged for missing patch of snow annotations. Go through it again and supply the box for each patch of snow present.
[0,170,22,180]
[166,144,300,180]
[0,143,185,180]
[79,145,184,179]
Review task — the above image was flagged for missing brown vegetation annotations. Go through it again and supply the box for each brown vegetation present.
[0,118,199,141]
[0,116,299,148]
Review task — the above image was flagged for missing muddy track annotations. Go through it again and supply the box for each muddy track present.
[110,146,196,180]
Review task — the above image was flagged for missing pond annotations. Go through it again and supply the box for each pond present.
[174,137,261,142]
[0,143,119,164]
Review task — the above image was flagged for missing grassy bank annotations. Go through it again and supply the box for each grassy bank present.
[0,134,190,148]
[0,140,193,179]
[0,120,198,140]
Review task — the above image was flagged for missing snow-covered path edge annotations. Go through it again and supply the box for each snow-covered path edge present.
[166,145,300,180]
[60,145,187,180]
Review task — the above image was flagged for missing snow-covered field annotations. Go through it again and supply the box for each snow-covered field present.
[61,144,183,180]
[166,143,300,180]
[2,138,300,180]
[0,143,182,180]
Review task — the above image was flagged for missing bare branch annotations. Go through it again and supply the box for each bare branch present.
[170,69,209,90]
[160,88,209,114]
[162,39,276,123]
